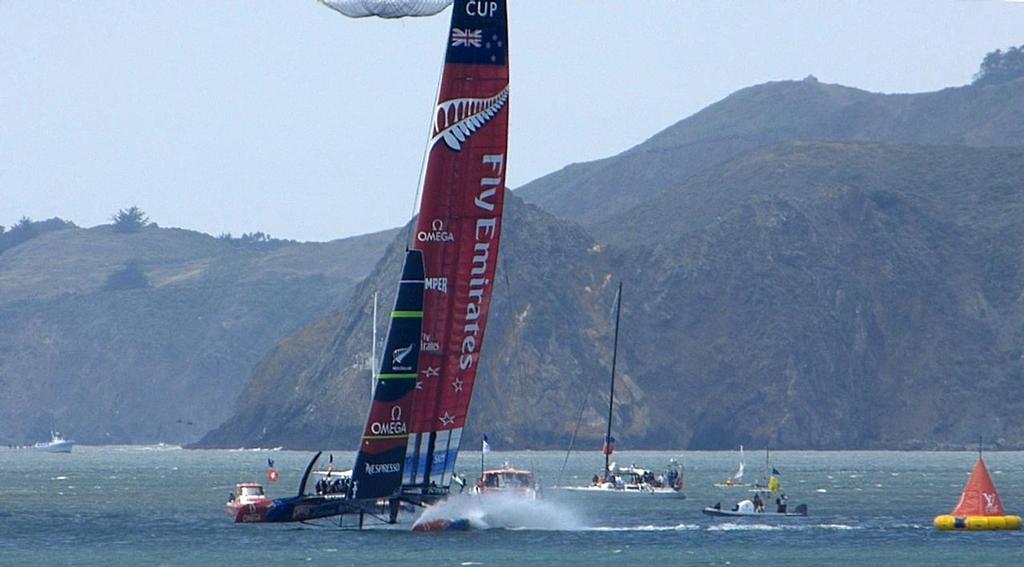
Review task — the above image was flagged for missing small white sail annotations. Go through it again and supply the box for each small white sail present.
[733,461,745,481]
[733,445,745,480]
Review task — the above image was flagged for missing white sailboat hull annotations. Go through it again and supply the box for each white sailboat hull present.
[563,484,686,498]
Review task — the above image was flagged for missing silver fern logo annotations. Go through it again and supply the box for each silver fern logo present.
[391,344,414,370]
[431,85,509,151]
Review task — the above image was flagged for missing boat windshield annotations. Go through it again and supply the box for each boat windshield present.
[484,472,532,488]
[240,486,264,497]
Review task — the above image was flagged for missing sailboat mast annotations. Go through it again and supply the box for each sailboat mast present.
[605,282,623,479]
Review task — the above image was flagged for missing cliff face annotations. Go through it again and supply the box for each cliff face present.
[602,142,1024,448]
[0,225,395,444]
[202,144,1024,450]
[199,193,649,450]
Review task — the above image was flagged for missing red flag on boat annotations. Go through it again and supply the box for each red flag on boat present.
[952,458,1005,516]
[602,436,615,456]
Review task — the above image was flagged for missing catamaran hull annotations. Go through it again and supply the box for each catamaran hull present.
[412,518,472,532]
[229,496,368,523]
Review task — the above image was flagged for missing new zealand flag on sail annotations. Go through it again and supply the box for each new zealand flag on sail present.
[445,1,507,66]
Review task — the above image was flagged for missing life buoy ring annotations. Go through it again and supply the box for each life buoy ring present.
[267,469,280,483]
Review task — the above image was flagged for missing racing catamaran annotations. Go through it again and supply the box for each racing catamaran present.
[228,0,509,527]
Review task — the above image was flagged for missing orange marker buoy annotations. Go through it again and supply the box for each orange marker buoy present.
[267,468,279,483]
[934,457,1020,531]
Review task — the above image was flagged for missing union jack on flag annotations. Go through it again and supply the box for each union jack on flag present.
[451,28,483,48]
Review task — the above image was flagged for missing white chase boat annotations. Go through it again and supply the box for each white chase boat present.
[34,431,74,453]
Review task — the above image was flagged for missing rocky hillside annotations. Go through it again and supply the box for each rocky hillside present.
[17,62,1024,450]
[202,61,1024,450]
[199,193,649,450]
[601,142,1024,448]
[0,224,395,445]
[517,76,1024,226]
[200,142,1024,451]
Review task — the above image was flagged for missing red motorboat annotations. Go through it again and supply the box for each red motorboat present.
[225,483,273,523]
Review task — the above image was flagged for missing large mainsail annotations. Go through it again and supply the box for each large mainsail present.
[351,250,425,499]
[403,0,510,493]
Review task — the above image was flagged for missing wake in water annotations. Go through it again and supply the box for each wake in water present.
[707,522,858,531]
[588,524,701,532]
[413,493,583,531]
[581,523,857,532]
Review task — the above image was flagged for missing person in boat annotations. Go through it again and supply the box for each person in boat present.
[753,492,764,513]
[777,494,788,513]
[713,502,722,510]
[452,472,466,493]
[666,468,679,486]
[592,474,600,485]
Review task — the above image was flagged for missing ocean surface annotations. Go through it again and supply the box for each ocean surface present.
[2,447,1023,566]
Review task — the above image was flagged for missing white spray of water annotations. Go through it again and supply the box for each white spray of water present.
[413,493,584,531]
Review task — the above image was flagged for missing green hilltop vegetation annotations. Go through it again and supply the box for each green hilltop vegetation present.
[0,210,396,445]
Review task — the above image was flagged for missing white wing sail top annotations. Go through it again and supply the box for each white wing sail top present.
[318,0,452,18]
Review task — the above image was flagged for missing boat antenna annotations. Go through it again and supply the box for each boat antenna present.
[605,282,623,481]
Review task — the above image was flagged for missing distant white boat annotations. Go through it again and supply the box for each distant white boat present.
[34,431,73,453]
[714,445,751,488]
[566,462,685,497]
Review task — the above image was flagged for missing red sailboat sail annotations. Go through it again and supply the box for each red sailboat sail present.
[952,458,1006,516]
[402,0,509,494]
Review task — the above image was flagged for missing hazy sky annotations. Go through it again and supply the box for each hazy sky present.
[3,1,1023,242]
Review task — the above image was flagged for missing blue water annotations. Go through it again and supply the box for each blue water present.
[2,447,1023,565]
